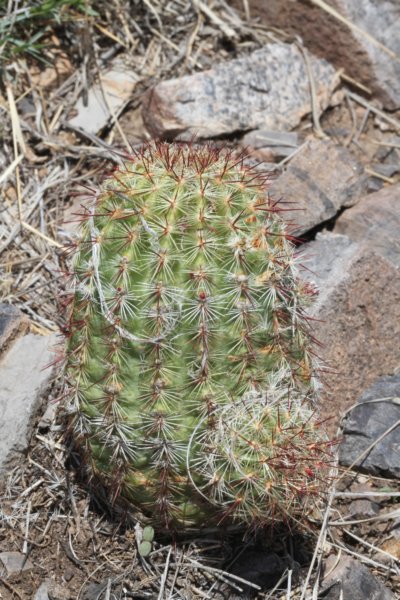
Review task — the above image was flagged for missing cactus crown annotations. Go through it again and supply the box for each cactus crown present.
[64,142,331,531]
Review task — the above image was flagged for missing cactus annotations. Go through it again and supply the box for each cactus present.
[64,142,332,531]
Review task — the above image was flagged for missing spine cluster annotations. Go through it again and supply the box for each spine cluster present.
[63,142,332,530]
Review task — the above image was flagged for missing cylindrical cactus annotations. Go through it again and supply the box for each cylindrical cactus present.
[64,142,332,531]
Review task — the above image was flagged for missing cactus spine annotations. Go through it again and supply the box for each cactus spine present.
[64,142,332,530]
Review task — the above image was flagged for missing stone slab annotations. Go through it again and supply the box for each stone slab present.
[34,582,50,600]
[241,129,299,160]
[143,43,339,139]
[270,139,367,236]
[334,183,400,267]
[339,375,400,478]
[300,232,400,431]
[321,555,395,599]
[68,60,138,135]
[0,551,33,576]
[34,579,71,600]
[0,333,57,471]
[231,0,400,110]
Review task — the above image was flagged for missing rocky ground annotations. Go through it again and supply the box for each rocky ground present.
[0,0,400,598]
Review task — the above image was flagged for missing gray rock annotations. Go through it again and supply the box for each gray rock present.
[334,183,400,267]
[349,498,380,519]
[300,232,359,311]
[34,582,50,600]
[373,137,400,162]
[81,581,109,600]
[0,304,27,356]
[143,43,339,139]
[339,375,400,478]
[37,401,58,430]
[68,59,138,135]
[367,178,384,194]
[0,551,33,576]
[0,333,57,471]
[231,0,400,110]
[34,579,70,600]
[300,232,400,432]
[243,130,298,150]
[372,163,400,178]
[241,130,299,161]
[321,556,395,599]
[357,375,400,405]
[270,139,367,235]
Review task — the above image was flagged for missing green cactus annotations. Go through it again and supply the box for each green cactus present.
[64,142,332,530]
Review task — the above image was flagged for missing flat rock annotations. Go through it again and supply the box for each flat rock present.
[339,375,400,478]
[81,581,109,600]
[334,183,400,266]
[321,555,395,599]
[270,139,367,235]
[0,332,57,472]
[0,304,27,356]
[37,401,58,430]
[0,551,33,576]
[143,43,339,140]
[347,482,382,518]
[241,129,299,161]
[34,580,71,600]
[68,59,138,135]
[372,163,400,178]
[300,232,400,431]
[232,0,400,110]
[348,498,380,519]
[34,582,50,600]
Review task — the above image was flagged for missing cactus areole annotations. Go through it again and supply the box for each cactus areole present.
[64,142,332,531]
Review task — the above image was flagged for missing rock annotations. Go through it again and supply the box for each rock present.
[321,555,395,599]
[346,481,381,518]
[81,581,109,600]
[270,139,367,235]
[229,551,287,591]
[0,332,57,471]
[334,183,400,266]
[0,551,33,576]
[349,498,380,519]
[34,580,70,600]
[339,375,400,478]
[241,130,299,161]
[63,568,74,582]
[34,582,50,600]
[373,138,400,162]
[301,232,400,431]
[372,163,400,178]
[0,304,27,356]
[302,233,358,301]
[37,402,58,431]
[367,178,384,194]
[68,59,138,135]
[143,43,339,140]
[231,0,400,110]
